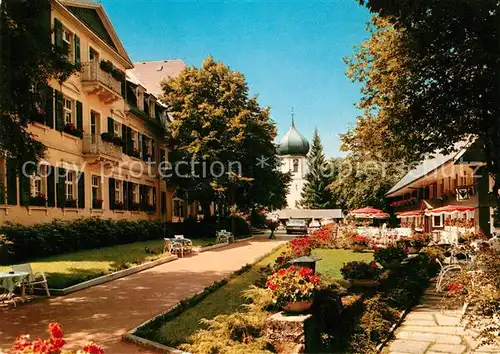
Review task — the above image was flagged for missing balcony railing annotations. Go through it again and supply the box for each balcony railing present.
[83,135,122,161]
[81,61,121,95]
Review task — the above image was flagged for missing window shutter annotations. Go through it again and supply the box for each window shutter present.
[77,171,85,209]
[152,187,156,209]
[127,127,133,155]
[47,167,55,207]
[123,181,128,210]
[161,191,166,214]
[160,149,166,162]
[139,184,145,210]
[109,178,115,210]
[54,18,63,49]
[76,100,83,134]
[44,86,54,128]
[56,167,66,208]
[19,171,30,206]
[151,139,156,162]
[138,133,142,156]
[142,136,148,161]
[74,34,80,65]
[107,117,114,136]
[121,124,127,154]
[6,159,17,206]
[55,90,64,132]
[127,182,134,209]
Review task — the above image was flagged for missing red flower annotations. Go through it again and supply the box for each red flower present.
[278,268,286,276]
[12,335,31,351]
[299,267,313,277]
[308,275,320,284]
[447,283,462,293]
[48,323,64,339]
[49,337,66,350]
[83,342,104,354]
[369,261,379,269]
[31,338,50,353]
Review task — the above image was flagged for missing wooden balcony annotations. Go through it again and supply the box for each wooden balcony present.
[82,135,122,165]
[81,62,122,104]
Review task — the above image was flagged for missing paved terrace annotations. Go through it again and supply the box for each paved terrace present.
[385,286,500,354]
[0,238,286,353]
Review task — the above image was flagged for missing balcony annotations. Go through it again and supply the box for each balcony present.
[81,62,122,104]
[82,135,122,165]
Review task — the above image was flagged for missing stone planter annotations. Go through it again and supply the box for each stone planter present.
[282,300,313,313]
[349,279,379,287]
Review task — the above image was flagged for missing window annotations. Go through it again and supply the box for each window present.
[30,170,44,197]
[91,175,101,201]
[113,121,121,137]
[132,184,139,203]
[115,180,123,203]
[89,47,99,62]
[64,97,73,125]
[90,111,100,143]
[147,187,153,205]
[173,198,185,218]
[293,159,299,173]
[65,171,75,200]
[131,131,138,149]
[137,91,144,110]
[62,28,73,60]
[432,215,443,228]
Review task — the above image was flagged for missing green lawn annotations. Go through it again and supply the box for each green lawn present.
[313,248,374,282]
[1,238,215,289]
[148,245,286,347]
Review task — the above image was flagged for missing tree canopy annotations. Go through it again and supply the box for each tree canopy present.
[161,56,291,215]
[300,129,337,209]
[0,0,79,166]
[354,0,500,197]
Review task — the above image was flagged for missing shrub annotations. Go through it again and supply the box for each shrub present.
[265,266,321,306]
[340,261,382,280]
[373,246,407,267]
[349,234,370,248]
[0,218,165,265]
[309,224,335,248]
[290,236,312,256]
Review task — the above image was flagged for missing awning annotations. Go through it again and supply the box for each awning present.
[397,211,422,218]
[425,205,475,216]
[372,212,390,219]
[349,207,383,216]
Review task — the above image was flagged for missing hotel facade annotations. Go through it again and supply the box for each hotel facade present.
[0,0,196,225]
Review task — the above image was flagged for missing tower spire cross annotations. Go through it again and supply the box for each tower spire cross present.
[291,107,295,127]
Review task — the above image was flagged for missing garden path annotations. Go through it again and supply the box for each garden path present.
[0,238,286,353]
[385,284,500,354]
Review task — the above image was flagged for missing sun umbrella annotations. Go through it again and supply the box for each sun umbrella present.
[372,212,390,219]
[396,211,422,218]
[349,207,384,216]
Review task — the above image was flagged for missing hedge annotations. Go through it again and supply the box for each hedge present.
[0,216,252,265]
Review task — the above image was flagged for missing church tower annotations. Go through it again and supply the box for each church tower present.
[277,113,310,209]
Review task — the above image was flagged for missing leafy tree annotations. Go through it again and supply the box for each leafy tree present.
[161,56,290,216]
[300,129,336,209]
[354,1,500,200]
[0,0,79,166]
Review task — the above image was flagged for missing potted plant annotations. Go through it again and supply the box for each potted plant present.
[289,237,312,256]
[92,198,103,209]
[114,201,124,210]
[29,193,47,207]
[99,59,114,73]
[111,68,125,82]
[129,202,140,211]
[63,122,83,138]
[409,233,431,252]
[349,234,370,252]
[100,132,114,143]
[266,265,321,312]
[112,136,123,147]
[64,198,77,208]
[341,260,382,287]
[374,246,407,269]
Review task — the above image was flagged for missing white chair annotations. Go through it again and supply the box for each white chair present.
[435,258,462,292]
[164,238,184,257]
[174,235,184,240]
[11,263,50,297]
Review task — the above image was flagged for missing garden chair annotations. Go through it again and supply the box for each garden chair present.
[435,258,462,292]
[164,238,184,258]
[175,235,193,253]
[11,263,50,297]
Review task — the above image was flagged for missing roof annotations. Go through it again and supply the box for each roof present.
[59,0,133,68]
[273,209,343,219]
[386,141,470,197]
[127,59,187,97]
[277,120,310,156]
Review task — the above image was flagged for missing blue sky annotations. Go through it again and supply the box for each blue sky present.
[101,0,371,157]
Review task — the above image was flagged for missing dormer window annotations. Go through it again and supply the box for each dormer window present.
[137,90,144,110]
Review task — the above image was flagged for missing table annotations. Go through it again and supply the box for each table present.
[0,271,28,305]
